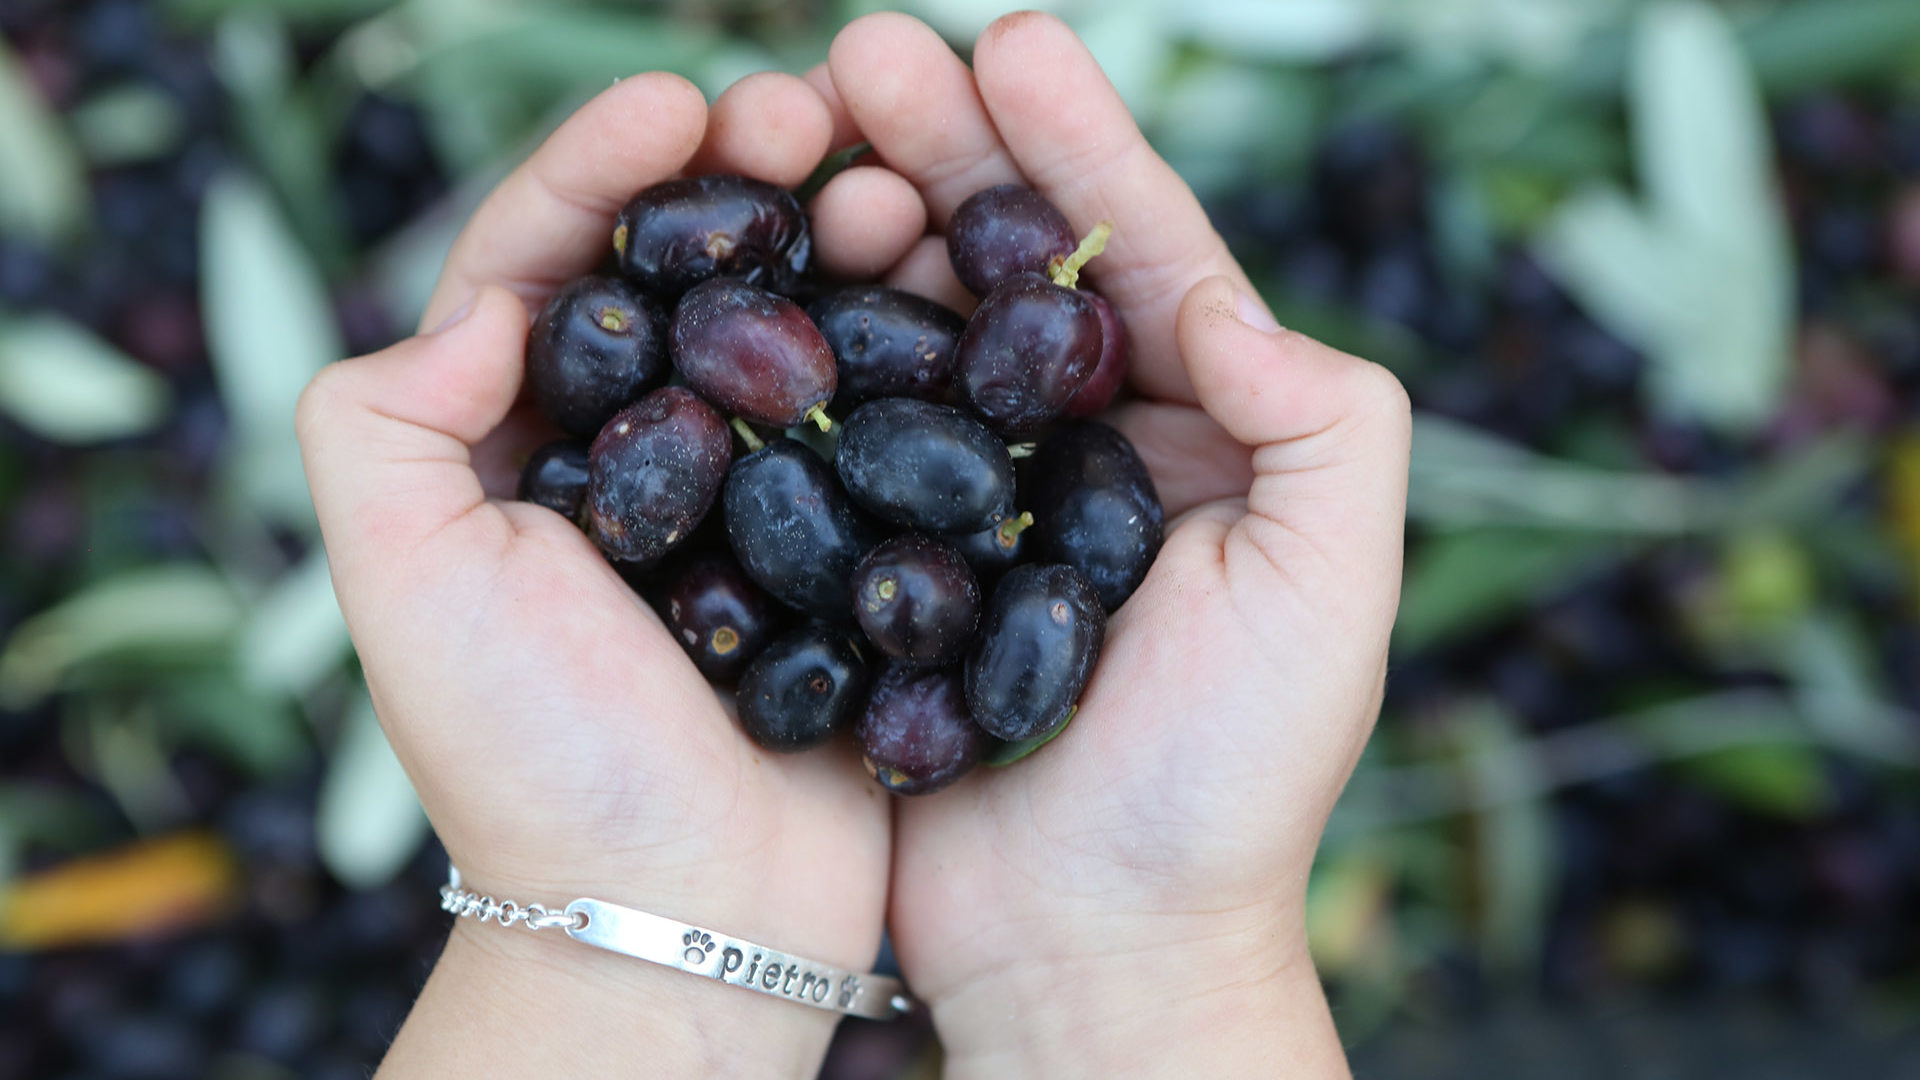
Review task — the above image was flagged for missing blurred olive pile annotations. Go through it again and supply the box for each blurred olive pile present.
[4,1,1920,1077]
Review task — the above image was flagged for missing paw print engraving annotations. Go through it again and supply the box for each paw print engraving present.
[682,930,716,965]
[837,975,861,1009]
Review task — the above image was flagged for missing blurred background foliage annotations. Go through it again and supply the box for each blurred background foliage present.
[4,0,1920,1076]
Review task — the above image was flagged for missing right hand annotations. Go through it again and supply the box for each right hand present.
[817,14,1409,1077]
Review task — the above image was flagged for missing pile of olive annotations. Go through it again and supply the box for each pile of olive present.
[518,174,1163,794]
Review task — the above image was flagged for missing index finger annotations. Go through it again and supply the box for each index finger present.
[971,13,1261,405]
[826,12,1023,226]
[419,73,707,331]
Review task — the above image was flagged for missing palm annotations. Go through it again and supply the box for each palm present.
[890,394,1391,998]
[810,13,1408,1008]
[366,500,888,940]
[298,67,901,968]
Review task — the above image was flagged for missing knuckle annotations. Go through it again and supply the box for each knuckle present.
[1349,360,1412,431]
[293,362,354,447]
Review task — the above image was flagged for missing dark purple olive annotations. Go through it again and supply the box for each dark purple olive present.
[517,440,590,523]
[965,564,1104,742]
[947,184,1076,297]
[613,174,810,297]
[613,557,658,597]
[612,508,730,599]
[585,387,731,563]
[1063,292,1127,418]
[164,940,247,1018]
[659,553,781,682]
[736,623,868,751]
[835,397,1015,533]
[946,512,1033,582]
[81,1013,211,1078]
[852,535,981,666]
[1030,422,1164,611]
[857,663,988,795]
[955,272,1101,435]
[672,279,837,428]
[808,286,966,410]
[524,275,669,438]
[724,440,883,619]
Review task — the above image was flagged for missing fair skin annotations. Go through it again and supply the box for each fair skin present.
[296,12,1407,1080]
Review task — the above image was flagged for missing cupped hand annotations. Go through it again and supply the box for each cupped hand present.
[297,15,1405,1075]
[295,72,903,1076]
[820,13,1409,1076]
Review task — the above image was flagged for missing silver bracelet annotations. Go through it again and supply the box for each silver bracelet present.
[438,866,913,1021]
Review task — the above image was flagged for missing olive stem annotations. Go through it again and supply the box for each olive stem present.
[997,511,1035,543]
[1006,442,1037,458]
[804,403,836,433]
[1050,221,1113,290]
[729,417,765,452]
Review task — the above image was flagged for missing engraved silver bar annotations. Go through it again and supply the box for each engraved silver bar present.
[564,898,911,1021]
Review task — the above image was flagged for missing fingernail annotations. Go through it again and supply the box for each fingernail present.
[427,295,478,335]
[1234,288,1282,334]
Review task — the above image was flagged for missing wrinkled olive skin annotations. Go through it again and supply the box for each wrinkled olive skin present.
[852,535,981,666]
[736,623,868,752]
[613,175,810,297]
[659,553,782,683]
[1030,422,1165,611]
[955,273,1102,435]
[808,286,966,411]
[947,184,1077,298]
[672,279,837,428]
[857,662,989,795]
[964,564,1105,742]
[724,440,883,620]
[524,275,670,439]
[517,440,591,524]
[835,398,1015,533]
[586,388,731,563]
[1063,291,1127,418]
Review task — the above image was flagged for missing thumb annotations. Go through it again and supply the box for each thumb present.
[296,287,530,592]
[1175,275,1411,631]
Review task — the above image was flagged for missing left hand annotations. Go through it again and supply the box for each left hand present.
[299,70,909,1079]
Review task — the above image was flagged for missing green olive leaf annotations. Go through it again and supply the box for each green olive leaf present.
[317,688,429,889]
[0,39,86,239]
[0,315,173,444]
[983,707,1076,767]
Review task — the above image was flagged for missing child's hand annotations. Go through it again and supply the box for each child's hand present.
[296,72,899,1078]
[823,14,1408,1077]
[301,16,1404,1076]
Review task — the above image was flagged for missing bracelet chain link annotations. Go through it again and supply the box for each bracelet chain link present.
[440,878,585,932]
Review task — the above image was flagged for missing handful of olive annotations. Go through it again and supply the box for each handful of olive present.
[517,174,1164,794]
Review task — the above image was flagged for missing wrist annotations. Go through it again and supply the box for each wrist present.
[927,907,1349,1080]
[378,886,848,1078]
